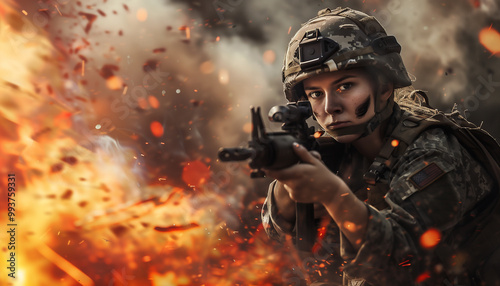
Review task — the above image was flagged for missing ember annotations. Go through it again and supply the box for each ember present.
[6,1,497,285]
[78,12,97,34]
[479,26,500,55]
[420,228,441,249]
[153,222,200,232]
[150,121,164,137]
[152,47,166,54]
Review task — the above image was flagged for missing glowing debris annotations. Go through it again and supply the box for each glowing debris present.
[416,271,431,283]
[150,121,164,137]
[154,222,200,232]
[136,8,148,22]
[218,69,229,85]
[78,12,97,33]
[182,160,210,187]
[148,95,160,109]
[420,228,441,249]
[314,131,324,138]
[106,76,123,90]
[243,122,252,133]
[479,26,500,55]
[54,4,62,16]
[343,221,357,232]
[37,243,95,286]
[153,47,166,53]
[263,50,276,64]
[200,61,214,74]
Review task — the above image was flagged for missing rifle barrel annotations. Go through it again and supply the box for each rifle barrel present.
[218,147,255,162]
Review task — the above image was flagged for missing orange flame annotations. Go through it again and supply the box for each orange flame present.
[0,3,306,285]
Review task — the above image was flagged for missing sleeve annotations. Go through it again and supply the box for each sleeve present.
[261,180,296,243]
[340,128,494,285]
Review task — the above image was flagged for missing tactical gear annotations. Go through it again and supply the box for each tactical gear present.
[282,7,412,139]
[363,93,500,284]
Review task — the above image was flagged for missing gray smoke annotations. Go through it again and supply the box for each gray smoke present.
[170,0,500,137]
[18,0,500,187]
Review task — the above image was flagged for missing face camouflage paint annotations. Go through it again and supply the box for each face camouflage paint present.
[355,96,371,118]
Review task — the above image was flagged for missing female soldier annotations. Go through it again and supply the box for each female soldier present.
[261,7,500,286]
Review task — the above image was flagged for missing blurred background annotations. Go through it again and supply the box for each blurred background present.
[0,0,499,285]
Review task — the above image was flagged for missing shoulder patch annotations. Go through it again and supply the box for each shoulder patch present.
[409,163,445,190]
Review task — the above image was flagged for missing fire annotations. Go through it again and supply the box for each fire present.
[0,2,305,285]
[479,26,500,55]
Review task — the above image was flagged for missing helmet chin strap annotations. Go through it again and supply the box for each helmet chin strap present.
[326,94,394,139]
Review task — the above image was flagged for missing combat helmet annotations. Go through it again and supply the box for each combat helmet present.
[283,7,412,137]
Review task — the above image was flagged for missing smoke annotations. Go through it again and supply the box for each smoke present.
[11,0,500,185]
[167,0,500,136]
[2,0,499,284]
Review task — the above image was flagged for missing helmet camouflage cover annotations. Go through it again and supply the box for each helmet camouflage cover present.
[283,7,412,102]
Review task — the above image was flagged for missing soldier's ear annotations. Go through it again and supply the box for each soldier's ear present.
[379,82,394,101]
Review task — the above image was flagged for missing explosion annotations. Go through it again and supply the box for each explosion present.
[2,0,500,285]
[0,1,301,285]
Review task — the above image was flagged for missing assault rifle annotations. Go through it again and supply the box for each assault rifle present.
[218,101,317,251]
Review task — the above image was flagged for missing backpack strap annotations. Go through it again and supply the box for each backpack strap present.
[364,105,500,280]
[363,109,440,209]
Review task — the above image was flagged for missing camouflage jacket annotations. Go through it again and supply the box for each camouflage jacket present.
[261,110,495,285]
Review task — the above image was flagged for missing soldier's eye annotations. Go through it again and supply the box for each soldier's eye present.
[338,82,353,92]
[308,91,323,99]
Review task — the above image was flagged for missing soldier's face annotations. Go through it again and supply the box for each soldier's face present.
[303,69,381,143]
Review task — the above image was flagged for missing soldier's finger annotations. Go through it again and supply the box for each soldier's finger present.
[264,167,299,181]
[310,150,322,161]
[293,143,320,165]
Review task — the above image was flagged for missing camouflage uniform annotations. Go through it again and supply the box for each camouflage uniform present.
[261,106,495,285]
[263,6,498,285]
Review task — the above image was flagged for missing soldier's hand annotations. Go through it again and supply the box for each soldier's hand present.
[265,143,342,205]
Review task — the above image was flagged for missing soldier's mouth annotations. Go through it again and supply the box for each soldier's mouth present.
[327,121,351,129]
